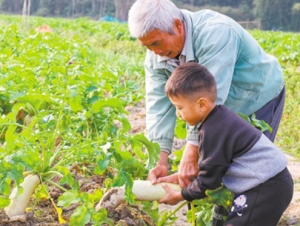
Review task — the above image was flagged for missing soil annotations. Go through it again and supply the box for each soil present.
[0,101,299,226]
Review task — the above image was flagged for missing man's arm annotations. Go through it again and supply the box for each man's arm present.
[178,143,199,188]
[144,53,177,154]
[144,51,178,182]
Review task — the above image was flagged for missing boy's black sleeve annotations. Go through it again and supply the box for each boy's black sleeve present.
[181,165,228,201]
[181,105,261,201]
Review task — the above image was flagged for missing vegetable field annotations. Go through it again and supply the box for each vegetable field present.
[0,15,299,226]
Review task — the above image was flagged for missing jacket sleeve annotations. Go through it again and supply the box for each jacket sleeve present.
[144,51,176,153]
[186,123,201,144]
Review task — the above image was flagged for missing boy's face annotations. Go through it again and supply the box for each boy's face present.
[169,95,204,126]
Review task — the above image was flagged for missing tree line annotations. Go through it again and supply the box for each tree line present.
[0,0,300,31]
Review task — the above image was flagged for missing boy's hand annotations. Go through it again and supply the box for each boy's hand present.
[158,183,184,205]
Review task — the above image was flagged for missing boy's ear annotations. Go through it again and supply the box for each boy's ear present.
[197,98,207,110]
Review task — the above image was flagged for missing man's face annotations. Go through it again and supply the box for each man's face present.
[138,19,185,59]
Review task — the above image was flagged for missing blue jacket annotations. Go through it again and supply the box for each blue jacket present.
[144,9,284,153]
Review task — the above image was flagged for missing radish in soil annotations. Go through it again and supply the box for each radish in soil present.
[4,174,40,218]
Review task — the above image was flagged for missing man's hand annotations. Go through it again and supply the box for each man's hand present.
[147,151,169,184]
[178,143,199,188]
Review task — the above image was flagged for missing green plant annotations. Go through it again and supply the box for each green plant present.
[0,20,158,225]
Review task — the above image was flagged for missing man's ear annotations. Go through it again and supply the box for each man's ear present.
[197,98,208,111]
[174,18,184,31]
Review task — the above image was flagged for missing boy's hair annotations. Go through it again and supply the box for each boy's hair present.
[165,62,217,102]
[128,0,183,38]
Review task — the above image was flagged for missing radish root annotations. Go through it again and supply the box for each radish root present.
[96,180,181,210]
[5,174,40,218]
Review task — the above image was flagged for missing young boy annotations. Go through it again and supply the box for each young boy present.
[158,62,293,225]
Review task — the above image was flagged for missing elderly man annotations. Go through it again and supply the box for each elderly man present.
[128,0,285,195]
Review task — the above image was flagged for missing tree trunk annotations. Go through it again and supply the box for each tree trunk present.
[22,0,27,17]
[72,0,77,16]
[27,0,31,16]
[92,0,95,14]
[22,0,31,17]
[99,0,107,18]
[114,0,135,21]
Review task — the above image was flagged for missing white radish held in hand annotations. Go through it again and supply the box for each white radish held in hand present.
[96,180,181,210]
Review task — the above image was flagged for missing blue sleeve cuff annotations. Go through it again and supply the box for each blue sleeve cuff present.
[152,138,173,154]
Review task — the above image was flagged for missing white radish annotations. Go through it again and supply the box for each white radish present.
[96,180,181,210]
[133,180,181,201]
[5,174,40,218]
[96,186,126,210]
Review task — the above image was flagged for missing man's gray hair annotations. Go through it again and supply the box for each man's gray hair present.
[128,0,183,38]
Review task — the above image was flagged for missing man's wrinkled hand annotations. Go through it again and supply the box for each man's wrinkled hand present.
[147,151,169,184]
[178,143,199,188]
[147,164,168,184]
